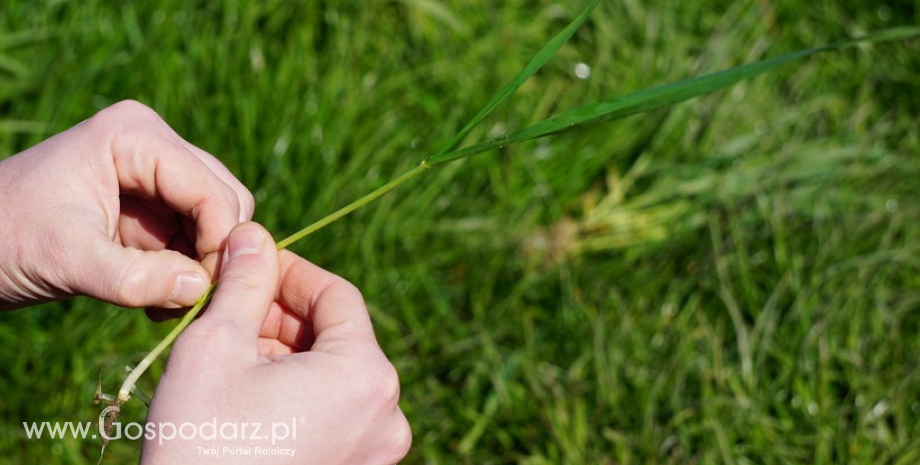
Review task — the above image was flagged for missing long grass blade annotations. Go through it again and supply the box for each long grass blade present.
[427,0,601,159]
[429,27,920,166]
[278,27,918,249]
[278,1,600,249]
[0,120,46,134]
[0,29,51,50]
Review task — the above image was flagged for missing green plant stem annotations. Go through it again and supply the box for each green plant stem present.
[115,161,433,402]
[116,284,216,403]
[277,161,431,249]
[110,24,920,408]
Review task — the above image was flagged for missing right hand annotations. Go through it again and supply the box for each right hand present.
[141,222,411,464]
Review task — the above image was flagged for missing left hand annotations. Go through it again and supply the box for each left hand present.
[0,100,254,310]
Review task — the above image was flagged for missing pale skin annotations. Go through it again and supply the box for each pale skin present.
[0,100,254,311]
[0,101,410,464]
[145,222,411,464]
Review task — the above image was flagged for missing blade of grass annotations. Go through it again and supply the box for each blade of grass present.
[112,0,603,407]
[0,120,46,133]
[278,26,919,249]
[0,29,51,50]
[395,0,469,35]
[277,0,601,250]
[429,27,920,166]
[428,0,601,159]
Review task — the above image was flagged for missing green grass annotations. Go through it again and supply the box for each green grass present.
[1,0,919,463]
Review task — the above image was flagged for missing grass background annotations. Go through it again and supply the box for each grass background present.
[1,0,918,463]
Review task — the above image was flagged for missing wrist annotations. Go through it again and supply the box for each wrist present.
[0,190,20,310]
[0,189,62,310]
[0,161,29,309]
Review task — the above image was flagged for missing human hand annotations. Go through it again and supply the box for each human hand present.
[0,100,253,310]
[141,222,411,464]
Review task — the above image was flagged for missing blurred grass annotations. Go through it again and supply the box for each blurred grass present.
[1,0,919,464]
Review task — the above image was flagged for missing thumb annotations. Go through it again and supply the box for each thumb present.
[200,222,279,333]
[73,240,211,309]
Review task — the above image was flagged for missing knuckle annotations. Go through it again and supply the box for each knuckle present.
[380,413,412,463]
[312,271,366,311]
[330,277,364,304]
[214,271,270,304]
[377,361,402,406]
[94,100,157,125]
[223,270,264,295]
[86,100,164,150]
[110,99,155,117]
[219,181,237,201]
[240,189,256,219]
[359,358,401,410]
[204,183,244,223]
[113,261,151,308]
[223,184,243,216]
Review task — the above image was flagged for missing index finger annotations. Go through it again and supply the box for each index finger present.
[276,250,378,353]
[85,101,243,257]
[174,137,255,223]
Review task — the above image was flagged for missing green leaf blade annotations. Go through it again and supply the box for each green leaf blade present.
[430,26,920,166]
[427,0,601,160]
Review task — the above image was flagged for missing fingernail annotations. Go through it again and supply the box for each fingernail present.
[228,227,264,261]
[169,272,207,306]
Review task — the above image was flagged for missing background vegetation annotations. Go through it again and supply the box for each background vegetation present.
[1,0,918,463]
